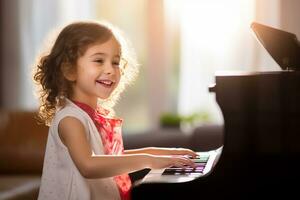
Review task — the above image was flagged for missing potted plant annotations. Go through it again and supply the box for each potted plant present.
[159,111,211,130]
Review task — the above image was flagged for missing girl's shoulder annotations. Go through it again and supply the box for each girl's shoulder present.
[52,99,90,128]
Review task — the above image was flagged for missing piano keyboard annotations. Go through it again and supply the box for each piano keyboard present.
[162,155,210,175]
[136,149,221,184]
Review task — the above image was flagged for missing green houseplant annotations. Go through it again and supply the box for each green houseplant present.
[159,112,211,129]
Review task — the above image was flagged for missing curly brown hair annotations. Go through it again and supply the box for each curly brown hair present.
[33,20,139,126]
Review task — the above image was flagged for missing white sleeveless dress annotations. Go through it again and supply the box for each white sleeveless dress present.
[38,99,120,200]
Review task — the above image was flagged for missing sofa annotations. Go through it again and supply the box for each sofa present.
[0,110,48,200]
[0,110,223,200]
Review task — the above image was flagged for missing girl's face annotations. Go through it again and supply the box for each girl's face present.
[70,37,122,107]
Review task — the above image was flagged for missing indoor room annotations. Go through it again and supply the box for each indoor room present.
[0,0,299,199]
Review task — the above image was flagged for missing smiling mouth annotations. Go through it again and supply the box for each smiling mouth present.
[96,80,114,88]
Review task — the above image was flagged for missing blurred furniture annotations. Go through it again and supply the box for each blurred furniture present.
[123,124,223,152]
[0,110,223,200]
[0,111,48,200]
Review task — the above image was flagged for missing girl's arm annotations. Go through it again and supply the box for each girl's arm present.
[124,147,198,158]
[58,117,195,179]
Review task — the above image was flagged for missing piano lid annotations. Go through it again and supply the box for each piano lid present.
[251,22,300,71]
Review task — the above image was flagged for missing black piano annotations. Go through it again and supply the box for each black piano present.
[131,23,300,199]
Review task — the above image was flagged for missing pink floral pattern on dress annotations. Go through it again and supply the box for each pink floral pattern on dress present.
[73,101,132,200]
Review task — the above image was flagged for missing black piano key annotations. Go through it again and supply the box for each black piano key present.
[162,165,206,175]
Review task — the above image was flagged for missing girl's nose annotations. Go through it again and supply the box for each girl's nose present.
[103,63,115,75]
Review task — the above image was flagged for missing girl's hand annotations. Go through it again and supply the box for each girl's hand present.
[147,155,196,169]
[146,147,198,158]
[167,148,198,158]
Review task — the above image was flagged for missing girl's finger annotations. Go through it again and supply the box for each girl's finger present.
[181,149,198,158]
[177,157,196,168]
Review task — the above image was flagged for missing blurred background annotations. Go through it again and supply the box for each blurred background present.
[1,0,299,134]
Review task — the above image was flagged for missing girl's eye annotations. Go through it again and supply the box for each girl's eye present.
[112,62,120,67]
[95,59,104,64]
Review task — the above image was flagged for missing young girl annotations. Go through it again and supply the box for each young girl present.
[33,20,197,200]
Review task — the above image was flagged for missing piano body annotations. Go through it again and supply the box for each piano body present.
[131,70,300,199]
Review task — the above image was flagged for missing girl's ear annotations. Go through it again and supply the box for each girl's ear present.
[61,63,77,81]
